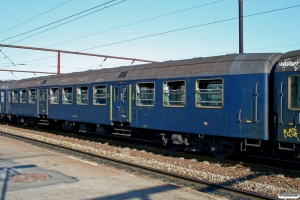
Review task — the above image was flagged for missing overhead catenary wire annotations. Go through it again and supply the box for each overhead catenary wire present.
[7,0,224,58]
[0,0,72,35]
[82,4,300,51]
[0,50,17,68]
[5,3,300,71]
[9,0,127,45]
[0,0,122,43]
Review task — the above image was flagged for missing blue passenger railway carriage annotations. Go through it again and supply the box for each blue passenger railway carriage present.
[274,50,300,158]
[1,49,300,159]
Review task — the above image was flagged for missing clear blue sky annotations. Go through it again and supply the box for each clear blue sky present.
[0,0,299,80]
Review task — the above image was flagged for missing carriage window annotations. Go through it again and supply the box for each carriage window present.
[0,91,4,103]
[20,90,26,103]
[114,87,119,102]
[49,88,59,104]
[62,87,72,104]
[12,90,18,103]
[77,86,88,105]
[93,85,106,105]
[136,83,155,106]
[123,87,128,102]
[29,89,36,104]
[196,79,223,108]
[163,81,185,107]
[289,76,300,109]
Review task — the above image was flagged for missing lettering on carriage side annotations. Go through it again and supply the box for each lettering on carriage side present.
[283,126,300,141]
[95,79,104,82]
[279,58,300,71]
[61,76,89,83]
[20,81,32,86]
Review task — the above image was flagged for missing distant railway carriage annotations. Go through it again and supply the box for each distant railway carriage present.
[0,50,300,159]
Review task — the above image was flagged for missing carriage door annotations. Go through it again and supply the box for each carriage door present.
[37,89,48,115]
[0,91,4,113]
[110,84,132,122]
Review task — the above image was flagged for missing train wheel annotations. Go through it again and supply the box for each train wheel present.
[167,142,180,152]
[212,150,229,159]
[211,144,229,159]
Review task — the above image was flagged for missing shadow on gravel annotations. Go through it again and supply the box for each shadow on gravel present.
[89,185,179,200]
[199,171,269,198]
[0,164,36,200]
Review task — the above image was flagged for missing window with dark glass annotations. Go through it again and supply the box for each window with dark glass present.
[289,76,300,109]
[196,79,223,108]
[136,83,155,106]
[163,81,185,107]
[62,87,72,104]
[93,85,106,105]
[114,87,119,102]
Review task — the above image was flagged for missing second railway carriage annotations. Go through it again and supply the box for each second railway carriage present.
[274,50,300,158]
[0,52,285,158]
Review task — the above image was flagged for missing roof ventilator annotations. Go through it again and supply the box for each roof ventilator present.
[118,71,128,78]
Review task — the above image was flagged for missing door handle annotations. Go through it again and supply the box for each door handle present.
[237,110,242,122]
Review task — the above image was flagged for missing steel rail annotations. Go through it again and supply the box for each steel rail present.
[0,130,275,200]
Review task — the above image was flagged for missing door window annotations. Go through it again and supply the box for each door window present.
[289,76,300,109]
[122,87,128,102]
[114,87,119,102]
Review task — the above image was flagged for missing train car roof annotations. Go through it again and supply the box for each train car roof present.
[275,49,300,72]
[5,52,282,88]
[0,80,17,89]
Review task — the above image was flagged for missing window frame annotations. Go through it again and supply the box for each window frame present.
[12,90,18,103]
[28,89,36,104]
[114,87,119,102]
[163,80,186,107]
[136,82,155,106]
[0,91,4,103]
[49,87,59,104]
[288,75,300,110]
[93,85,107,106]
[76,85,88,105]
[62,87,73,105]
[20,89,27,103]
[195,78,224,109]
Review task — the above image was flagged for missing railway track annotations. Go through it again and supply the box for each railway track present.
[2,123,300,178]
[0,129,275,200]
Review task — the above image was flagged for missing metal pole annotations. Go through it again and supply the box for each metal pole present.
[239,0,243,54]
[57,52,60,75]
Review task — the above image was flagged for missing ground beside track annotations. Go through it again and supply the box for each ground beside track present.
[0,135,221,200]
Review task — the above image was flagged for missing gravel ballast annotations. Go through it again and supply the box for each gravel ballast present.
[0,125,299,198]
